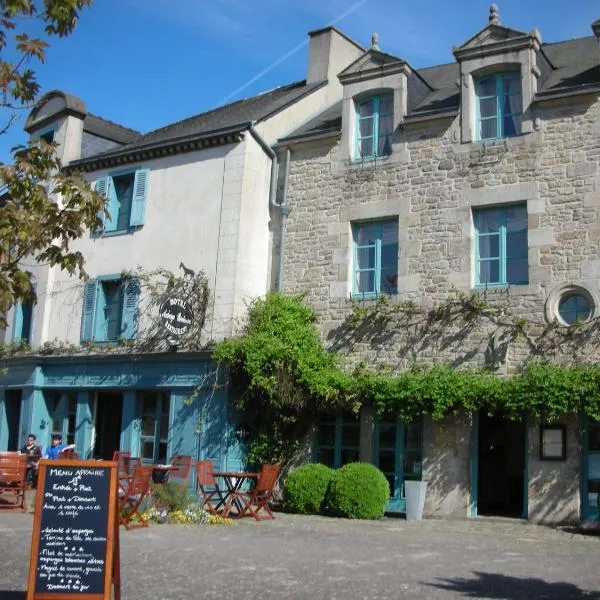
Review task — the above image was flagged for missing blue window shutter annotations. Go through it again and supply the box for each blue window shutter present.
[121,279,140,339]
[94,178,108,232]
[130,169,149,227]
[12,302,23,342]
[80,280,98,342]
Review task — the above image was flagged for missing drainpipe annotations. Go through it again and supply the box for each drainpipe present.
[248,124,290,292]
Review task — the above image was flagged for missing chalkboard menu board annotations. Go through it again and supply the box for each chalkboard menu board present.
[27,459,120,600]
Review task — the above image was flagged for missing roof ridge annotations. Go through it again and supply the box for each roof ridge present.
[140,79,307,139]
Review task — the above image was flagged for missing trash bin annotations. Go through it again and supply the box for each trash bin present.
[405,480,427,521]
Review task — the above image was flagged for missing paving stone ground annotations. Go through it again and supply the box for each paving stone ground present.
[1,508,599,600]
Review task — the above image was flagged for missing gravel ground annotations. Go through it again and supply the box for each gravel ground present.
[1,509,599,600]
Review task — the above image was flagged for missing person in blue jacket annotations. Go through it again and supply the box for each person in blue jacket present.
[44,434,66,459]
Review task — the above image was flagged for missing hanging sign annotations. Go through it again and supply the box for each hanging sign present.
[26,459,120,600]
[159,297,193,336]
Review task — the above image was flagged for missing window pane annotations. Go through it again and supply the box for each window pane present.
[161,396,170,416]
[113,173,135,231]
[142,415,155,436]
[404,451,422,474]
[158,443,168,463]
[506,258,528,284]
[378,131,392,156]
[381,243,398,269]
[503,93,522,115]
[480,118,498,139]
[381,221,398,245]
[503,114,521,137]
[316,448,335,468]
[478,235,499,259]
[340,448,359,465]
[142,441,154,460]
[589,426,600,452]
[357,247,375,269]
[506,230,527,258]
[479,259,500,284]
[103,280,122,341]
[477,210,501,234]
[356,224,377,246]
[143,395,157,414]
[405,423,422,448]
[559,294,591,325]
[379,423,397,448]
[357,270,375,294]
[380,268,398,294]
[341,425,360,447]
[359,100,374,117]
[478,78,496,96]
[505,206,527,230]
[317,422,336,446]
[359,117,374,138]
[379,95,393,115]
[479,97,496,118]
[358,137,373,158]
[160,416,169,438]
[379,450,395,473]
[503,76,521,94]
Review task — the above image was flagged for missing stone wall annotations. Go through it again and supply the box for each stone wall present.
[280,95,600,373]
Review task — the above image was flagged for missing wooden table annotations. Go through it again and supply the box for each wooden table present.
[213,471,259,517]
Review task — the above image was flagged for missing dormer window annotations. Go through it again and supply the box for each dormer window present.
[355,94,393,159]
[476,72,522,141]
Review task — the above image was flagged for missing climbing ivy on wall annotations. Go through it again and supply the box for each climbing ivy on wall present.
[215,292,600,465]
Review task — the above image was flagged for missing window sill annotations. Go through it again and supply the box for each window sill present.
[350,292,397,300]
[91,227,141,239]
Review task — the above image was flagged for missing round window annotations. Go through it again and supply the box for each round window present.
[558,293,592,325]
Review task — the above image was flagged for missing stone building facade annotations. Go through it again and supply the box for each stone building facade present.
[276,9,600,522]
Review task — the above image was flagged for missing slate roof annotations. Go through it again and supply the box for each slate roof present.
[71,80,323,168]
[83,113,140,144]
[279,35,600,144]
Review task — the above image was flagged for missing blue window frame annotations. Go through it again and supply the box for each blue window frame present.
[374,416,423,513]
[313,412,360,468]
[80,277,140,343]
[139,392,170,464]
[94,168,149,234]
[476,72,522,141]
[474,204,528,287]
[353,220,398,296]
[12,299,33,343]
[355,94,393,159]
[45,391,77,446]
[558,293,592,325]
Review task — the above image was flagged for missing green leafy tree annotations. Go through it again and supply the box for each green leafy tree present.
[0,0,104,326]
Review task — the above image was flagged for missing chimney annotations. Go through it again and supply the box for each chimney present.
[306,26,364,85]
[593,18,600,43]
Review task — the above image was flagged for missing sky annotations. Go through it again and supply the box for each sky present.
[0,0,598,162]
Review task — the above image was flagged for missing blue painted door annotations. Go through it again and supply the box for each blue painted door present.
[374,416,423,513]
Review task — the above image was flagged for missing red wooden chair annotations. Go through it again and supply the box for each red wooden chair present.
[233,464,280,521]
[169,455,193,490]
[195,460,226,515]
[118,465,154,530]
[0,455,28,512]
[58,446,79,460]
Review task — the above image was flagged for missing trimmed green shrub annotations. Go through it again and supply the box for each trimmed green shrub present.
[326,462,389,520]
[152,482,192,512]
[283,463,334,514]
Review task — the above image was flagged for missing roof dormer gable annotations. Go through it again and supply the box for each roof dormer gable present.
[338,48,412,85]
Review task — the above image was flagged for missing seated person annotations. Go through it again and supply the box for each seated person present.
[20,433,42,486]
[44,434,66,460]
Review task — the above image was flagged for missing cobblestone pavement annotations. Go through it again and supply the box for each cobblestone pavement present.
[1,510,599,600]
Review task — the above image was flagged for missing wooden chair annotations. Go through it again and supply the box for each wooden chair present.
[58,446,79,460]
[195,460,226,515]
[233,464,280,521]
[0,455,28,512]
[118,465,154,530]
[169,455,193,490]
